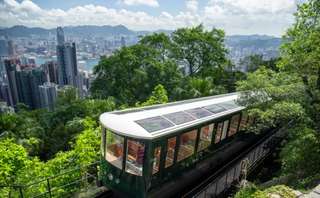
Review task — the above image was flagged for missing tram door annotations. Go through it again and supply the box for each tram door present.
[150,140,165,187]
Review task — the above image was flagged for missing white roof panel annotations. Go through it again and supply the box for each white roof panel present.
[99,92,244,139]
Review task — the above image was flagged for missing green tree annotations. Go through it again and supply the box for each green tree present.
[137,84,169,107]
[236,0,320,185]
[236,68,305,132]
[176,77,226,100]
[0,139,29,186]
[239,54,280,72]
[172,24,227,77]
[280,0,320,128]
[91,44,182,105]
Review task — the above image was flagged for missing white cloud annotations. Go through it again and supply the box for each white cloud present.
[0,0,301,36]
[121,0,159,7]
[186,0,198,13]
[203,0,297,35]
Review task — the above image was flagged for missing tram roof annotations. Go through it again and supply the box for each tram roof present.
[99,92,245,140]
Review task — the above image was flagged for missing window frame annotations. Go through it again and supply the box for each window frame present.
[105,129,125,170]
[177,129,198,162]
[165,136,177,168]
[220,120,230,141]
[197,123,215,152]
[101,127,106,157]
[239,112,248,131]
[228,114,240,137]
[125,138,146,176]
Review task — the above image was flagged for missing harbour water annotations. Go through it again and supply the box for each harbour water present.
[35,57,100,71]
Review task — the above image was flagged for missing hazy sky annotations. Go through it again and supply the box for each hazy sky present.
[0,0,308,36]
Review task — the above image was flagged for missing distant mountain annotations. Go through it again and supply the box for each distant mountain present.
[225,35,281,64]
[0,25,136,38]
[0,25,281,64]
[225,35,282,49]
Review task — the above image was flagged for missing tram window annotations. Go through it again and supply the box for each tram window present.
[125,139,145,176]
[106,131,124,169]
[239,113,248,131]
[215,123,223,143]
[177,130,197,162]
[165,137,176,168]
[198,124,214,151]
[221,120,229,140]
[153,146,161,174]
[228,114,240,137]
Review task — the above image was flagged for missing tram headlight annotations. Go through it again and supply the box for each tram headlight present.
[115,178,120,184]
[108,173,113,181]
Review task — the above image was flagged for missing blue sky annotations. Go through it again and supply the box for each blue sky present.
[1,0,309,36]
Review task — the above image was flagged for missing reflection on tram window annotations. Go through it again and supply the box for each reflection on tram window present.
[198,124,214,151]
[125,139,145,176]
[239,113,248,131]
[215,123,223,143]
[106,131,124,169]
[153,146,161,174]
[221,120,229,140]
[165,137,176,168]
[177,130,197,162]
[228,114,240,137]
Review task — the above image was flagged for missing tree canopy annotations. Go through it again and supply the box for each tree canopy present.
[91,25,236,105]
[236,0,320,188]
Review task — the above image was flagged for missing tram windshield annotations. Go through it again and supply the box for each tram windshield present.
[106,130,124,169]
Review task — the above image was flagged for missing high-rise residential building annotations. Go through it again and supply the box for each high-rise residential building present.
[4,59,47,109]
[56,27,65,46]
[42,61,59,84]
[0,83,13,107]
[39,82,58,111]
[15,67,47,109]
[4,60,19,107]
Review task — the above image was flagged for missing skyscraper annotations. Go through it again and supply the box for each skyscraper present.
[56,27,65,46]
[56,27,79,87]
[4,60,19,107]
[63,42,78,86]
[39,82,58,111]
[8,40,15,56]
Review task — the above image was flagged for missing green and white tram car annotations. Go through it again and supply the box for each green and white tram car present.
[99,92,255,198]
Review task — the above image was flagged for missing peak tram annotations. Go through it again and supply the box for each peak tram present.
[99,93,259,198]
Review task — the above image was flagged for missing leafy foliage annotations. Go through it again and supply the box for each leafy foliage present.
[136,84,169,107]
[0,139,29,186]
[236,67,306,132]
[236,0,320,190]
[239,54,280,72]
[235,184,296,198]
[91,25,238,105]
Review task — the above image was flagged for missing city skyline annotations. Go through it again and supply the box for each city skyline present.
[1,0,308,36]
